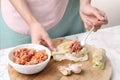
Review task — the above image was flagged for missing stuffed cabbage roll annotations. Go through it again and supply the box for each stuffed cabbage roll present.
[92,48,106,70]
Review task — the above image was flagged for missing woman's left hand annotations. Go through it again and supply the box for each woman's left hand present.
[80,4,108,32]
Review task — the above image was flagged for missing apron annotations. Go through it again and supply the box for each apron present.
[0,0,85,49]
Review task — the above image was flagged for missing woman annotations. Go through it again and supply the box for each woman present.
[1,0,108,50]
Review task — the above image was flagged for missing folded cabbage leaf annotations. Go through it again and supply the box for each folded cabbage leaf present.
[52,41,88,62]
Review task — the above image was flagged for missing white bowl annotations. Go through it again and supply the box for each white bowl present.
[8,44,51,74]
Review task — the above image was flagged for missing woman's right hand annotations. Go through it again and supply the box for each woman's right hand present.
[9,0,56,51]
[30,22,56,51]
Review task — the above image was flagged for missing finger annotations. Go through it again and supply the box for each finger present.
[44,36,56,52]
[85,17,95,30]
[31,38,42,44]
[85,17,93,26]
[95,20,108,26]
[40,40,48,47]
[97,11,108,23]
[84,23,92,31]
[92,8,106,21]
[80,13,92,31]
[102,15,108,24]
[84,18,102,32]
[94,26,101,32]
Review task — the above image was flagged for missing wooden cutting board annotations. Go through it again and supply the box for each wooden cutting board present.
[8,38,112,80]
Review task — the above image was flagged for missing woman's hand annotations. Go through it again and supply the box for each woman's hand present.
[30,22,56,51]
[10,0,56,51]
[80,4,108,32]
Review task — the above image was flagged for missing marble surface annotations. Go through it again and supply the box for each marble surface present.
[0,25,120,80]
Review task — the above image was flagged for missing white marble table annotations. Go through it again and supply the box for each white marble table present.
[0,25,120,80]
